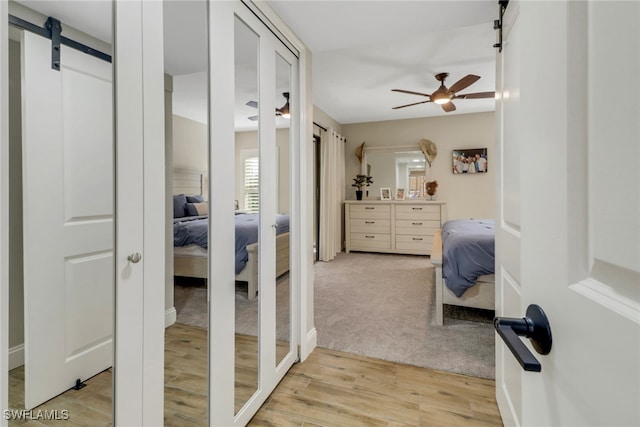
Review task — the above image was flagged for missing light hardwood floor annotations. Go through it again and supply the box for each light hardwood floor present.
[8,324,502,426]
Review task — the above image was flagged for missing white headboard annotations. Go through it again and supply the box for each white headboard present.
[173,168,207,199]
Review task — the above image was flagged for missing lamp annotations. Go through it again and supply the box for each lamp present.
[431,85,452,105]
[278,92,290,118]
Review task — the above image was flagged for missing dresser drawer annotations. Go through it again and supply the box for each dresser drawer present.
[349,204,391,219]
[395,234,434,251]
[395,205,440,221]
[395,219,440,236]
[350,218,391,233]
[350,232,391,249]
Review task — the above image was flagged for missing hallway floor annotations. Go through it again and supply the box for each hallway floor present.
[7,323,502,426]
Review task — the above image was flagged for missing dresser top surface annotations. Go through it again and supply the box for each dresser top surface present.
[344,200,445,205]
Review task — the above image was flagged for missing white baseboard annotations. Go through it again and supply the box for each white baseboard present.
[165,307,177,328]
[9,343,24,370]
[300,327,317,362]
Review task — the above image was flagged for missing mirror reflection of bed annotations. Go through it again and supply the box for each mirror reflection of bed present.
[172,169,290,300]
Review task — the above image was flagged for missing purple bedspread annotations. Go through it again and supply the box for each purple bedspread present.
[441,219,495,297]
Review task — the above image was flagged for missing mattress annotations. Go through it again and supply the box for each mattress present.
[174,244,207,257]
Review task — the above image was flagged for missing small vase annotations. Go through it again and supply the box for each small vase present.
[356,190,363,200]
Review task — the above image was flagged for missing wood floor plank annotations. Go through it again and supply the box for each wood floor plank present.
[6,325,502,426]
[300,380,420,425]
[266,392,388,427]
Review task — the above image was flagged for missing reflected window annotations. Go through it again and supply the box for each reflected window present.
[244,155,259,212]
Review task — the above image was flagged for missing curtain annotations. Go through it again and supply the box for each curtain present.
[319,128,346,261]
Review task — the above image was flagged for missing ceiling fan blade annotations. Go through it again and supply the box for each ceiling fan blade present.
[447,74,480,94]
[248,115,258,121]
[246,100,258,108]
[455,91,495,99]
[441,102,456,113]
[392,100,431,110]
[392,89,432,97]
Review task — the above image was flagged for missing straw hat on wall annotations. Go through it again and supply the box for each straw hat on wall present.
[355,142,365,163]
[419,139,438,166]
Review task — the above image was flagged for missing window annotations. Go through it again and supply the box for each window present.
[408,170,426,199]
[244,156,259,212]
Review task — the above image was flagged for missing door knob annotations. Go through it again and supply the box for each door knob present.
[127,253,142,263]
[494,304,552,372]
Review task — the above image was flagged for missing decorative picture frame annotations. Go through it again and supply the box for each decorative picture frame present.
[395,188,405,200]
[380,187,391,200]
[452,148,488,174]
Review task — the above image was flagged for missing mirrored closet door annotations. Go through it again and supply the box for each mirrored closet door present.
[208,1,299,425]
[163,0,210,425]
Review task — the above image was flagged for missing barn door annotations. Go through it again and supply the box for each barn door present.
[495,1,640,425]
[21,30,113,410]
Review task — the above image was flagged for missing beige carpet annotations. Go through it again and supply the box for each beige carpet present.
[313,252,494,379]
[174,252,495,379]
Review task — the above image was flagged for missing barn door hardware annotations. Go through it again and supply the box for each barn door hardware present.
[493,0,509,52]
[46,17,62,70]
[8,14,112,70]
[494,304,552,372]
[71,378,87,391]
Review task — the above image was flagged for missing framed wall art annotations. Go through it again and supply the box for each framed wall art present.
[452,148,488,174]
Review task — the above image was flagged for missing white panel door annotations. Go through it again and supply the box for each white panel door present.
[495,1,640,426]
[21,31,113,410]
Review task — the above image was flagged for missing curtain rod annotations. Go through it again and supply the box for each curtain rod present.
[312,122,346,142]
[313,121,327,132]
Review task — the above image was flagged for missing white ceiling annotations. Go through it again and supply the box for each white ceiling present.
[268,0,498,124]
[12,0,499,126]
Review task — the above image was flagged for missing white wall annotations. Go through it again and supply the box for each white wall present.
[342,112,496,221]
[164,75,175,323]
[313,105,342,135]
[172,114,207,172]
[8,39,23,353]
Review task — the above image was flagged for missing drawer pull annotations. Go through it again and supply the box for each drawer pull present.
[365,207,375,210]
[412,207,423,210]
[412,237,423,241]
[412,222,423,225]
[365,235,375,239]
[365,221,375,224]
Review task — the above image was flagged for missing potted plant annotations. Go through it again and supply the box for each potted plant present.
[352,174,373,200]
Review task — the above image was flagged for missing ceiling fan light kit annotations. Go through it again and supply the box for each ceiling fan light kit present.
[247,92,290,120]
[392,72,494,113]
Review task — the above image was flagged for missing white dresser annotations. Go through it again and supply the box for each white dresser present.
[344,200,445,255]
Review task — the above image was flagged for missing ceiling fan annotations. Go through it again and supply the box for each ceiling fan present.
[392,73,494,113]
[247,92,290,121]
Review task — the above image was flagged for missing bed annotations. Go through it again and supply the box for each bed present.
[172,169,290,300]
[430,219,495,326]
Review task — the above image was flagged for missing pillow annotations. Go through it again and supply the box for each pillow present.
[186,195,204,203]
[185,202,208,216]
[173,194,187,218]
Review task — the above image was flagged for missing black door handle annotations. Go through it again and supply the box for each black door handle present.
[494,304,552,372]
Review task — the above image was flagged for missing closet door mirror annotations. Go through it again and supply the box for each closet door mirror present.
[234,15,260,414]
[7,0,114,422]
[163,0,210,423]
[275,52,292,367]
